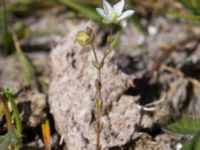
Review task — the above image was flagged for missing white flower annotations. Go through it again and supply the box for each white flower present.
[96,0,134,24]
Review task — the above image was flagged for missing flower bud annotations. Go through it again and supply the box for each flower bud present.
[76,28,94,46]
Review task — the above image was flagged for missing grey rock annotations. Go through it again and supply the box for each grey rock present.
[49,23,152,150]
[18,91,47,127]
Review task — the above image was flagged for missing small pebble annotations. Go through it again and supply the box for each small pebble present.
[176,143,183,150]
[148,25,158,35]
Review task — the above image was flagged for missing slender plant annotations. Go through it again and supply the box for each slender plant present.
[76,0,134,149]
[0,87,22,150]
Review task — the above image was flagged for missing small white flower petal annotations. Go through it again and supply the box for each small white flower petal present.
[96,8,113,23]
[117,10,134,21]
[96,8,107,19]
[120,20,127,27]
[103,0,112,14]
[113,0,125,16]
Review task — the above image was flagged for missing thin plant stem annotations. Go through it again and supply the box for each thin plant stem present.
[91,47,101,150]
[4,89,22,150]
[95,68,102,150]
[0,95,13,132]
[92,24,114,150]
[12,33,22,53]
[91,43,99,63]
[91,42,103,150]
[1,0,13,54]
[4,91,22,136]
[110,23,114,36]
[2,0,9,52]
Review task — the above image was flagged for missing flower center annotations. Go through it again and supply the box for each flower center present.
[109,10,117,19]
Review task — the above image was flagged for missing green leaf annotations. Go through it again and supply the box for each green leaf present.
[182,131,200,150]
[168,10,200,22]
[17,50,38,89]
[0,130,21,150]
[95,99,102,109]
[177,0,200,15]
[163,115,200,135]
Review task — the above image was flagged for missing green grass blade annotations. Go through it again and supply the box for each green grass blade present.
[177,0,200,15]
[163,115,200,135]
[17,51,37,87]
[12,34,38,89]
[4,88,22,138]
[3,88,22,150]
[0,95,13,132]
[1,0,13,54]
[182,131,200,150]
[57,0,101,21]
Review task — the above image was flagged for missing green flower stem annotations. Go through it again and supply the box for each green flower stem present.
[91,41,103,150]
[0,95,13,132]
[91,25,115,150]
[4,91,22,136]
[92,45,102,150]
